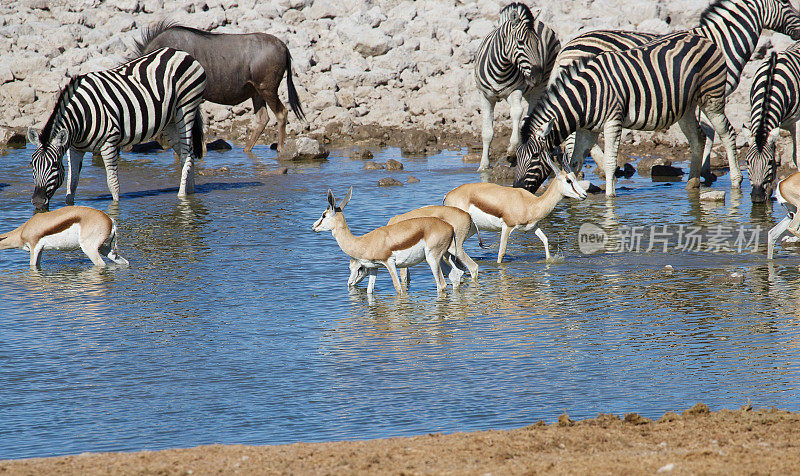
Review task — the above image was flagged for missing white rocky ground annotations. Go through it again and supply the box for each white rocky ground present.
[0,0,797,158]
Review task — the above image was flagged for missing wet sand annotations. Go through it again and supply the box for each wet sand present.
[2,405,797,475]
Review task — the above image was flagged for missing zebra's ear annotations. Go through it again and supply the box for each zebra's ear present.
[536,120,553,139]
[27,128,40,147]
[339,186,353,210]
[54,129,69,148]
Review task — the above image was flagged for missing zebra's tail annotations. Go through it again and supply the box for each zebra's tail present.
[192,110,204,160]
[285,49,306,122]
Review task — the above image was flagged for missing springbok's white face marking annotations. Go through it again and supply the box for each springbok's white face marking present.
[559,170,587,200]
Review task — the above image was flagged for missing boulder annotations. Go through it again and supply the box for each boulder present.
[206,139,232,151]
[407,176,420,183]
[351,149,373,160]
[363,161,385,170]
[636,156,671,176]
[385,159,403,170]
[651,164,685,180]
[378,177,403,186]
[130,141,163,153]
[700,190,726,202]
[278,137,329,160]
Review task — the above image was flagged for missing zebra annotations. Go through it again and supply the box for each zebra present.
[27,47,206,212]
[513,31,738,198]
[746,43,800,203]
[473,2,560,171]
[553,0,800,187]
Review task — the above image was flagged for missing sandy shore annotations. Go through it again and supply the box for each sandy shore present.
[2,404,798,475]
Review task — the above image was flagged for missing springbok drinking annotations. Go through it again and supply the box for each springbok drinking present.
[767,172,800,259]
[348,205,481,289]
[313,188,455,295]
[0,206,128,268]
[445,153,586,263]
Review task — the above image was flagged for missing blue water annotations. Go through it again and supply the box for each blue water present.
[1,143,799,459]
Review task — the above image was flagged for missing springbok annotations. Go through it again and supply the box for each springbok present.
[313,188,455,295]
[348,205,481,289]
[0,206,128,268]
[767,172,800,259]
[445,153,587,263]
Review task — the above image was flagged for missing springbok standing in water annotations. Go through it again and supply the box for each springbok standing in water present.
[445,153,586,263]
[136,21,305,153]
[0,206,128,268]
[348,205,481,289]
[313,188,455,295]
[768,172,800,259]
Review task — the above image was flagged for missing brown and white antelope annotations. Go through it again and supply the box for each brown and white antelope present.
[348,205,481,289]
[312,188,455,295]
[444,154,587,263]
[0,206,129,268]
[768,172,800,259]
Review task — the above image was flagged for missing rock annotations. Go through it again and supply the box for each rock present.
[700,190,726,202]
[685,177,702,189]
[614,162,635,178]
[5,132,26,149]
[385,158,403,170]
[651,164,684,178]
[400,130,436,155]
[490,165,515,181]
[260,167,289,176]
[278,137,329,160]
[662,265,674,275]
[378,177,403,186]
[683,403,710,416]
[351,149,373,160]
[130,141,163,153]
[407,176,419,183]
[363,161,385,170]
[557,413,574,427]
[206,138,232,151]
[636,156,671,176]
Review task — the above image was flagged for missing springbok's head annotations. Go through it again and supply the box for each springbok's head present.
[28,127,68,213]
[745,127,780,203]
[543,149,587,201]
[313,187,352,232]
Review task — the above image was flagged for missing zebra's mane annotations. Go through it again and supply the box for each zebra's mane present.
[520,57,592,143]
[697,0,756,26]
[755,51,779,149]
[500,2,536,27]
[40,76,82,144]
[134,19,215,57]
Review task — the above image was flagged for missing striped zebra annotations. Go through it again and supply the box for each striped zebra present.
[746,43,800,202]
[554,0,800,187]
[513,32,737,198]
[27,47,206,212]
[474,2,560,171]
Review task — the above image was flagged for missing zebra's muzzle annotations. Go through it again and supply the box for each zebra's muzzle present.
[750,184,770,204]
[31,189,50,213]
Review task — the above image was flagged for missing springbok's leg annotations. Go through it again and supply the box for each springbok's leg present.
[245,96,269,153]
[65,148,85,205]
[677,111,707,186]
[497,223,513,264]
[571,130,600,172]
[768,215,792,259]
[507,89,524,158]
[29,242,44,269]
[702,100,741,188]
[263,87,288,153]
[425,250,448,294]
[602,116,623,197]
[399,267,409,289]
[100,144,121,202]
[534,225,551,261]
[367,268,378,294]
[383,259,404,295]
[478,94,496,171]
[80,240,106,267]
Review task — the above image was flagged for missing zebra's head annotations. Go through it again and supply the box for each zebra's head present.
[505,17,544,86]
[512,118,559,191]
[764,0,800,40]
[28,127,68,212]
[499,2,536,28]
[746,127,780,203]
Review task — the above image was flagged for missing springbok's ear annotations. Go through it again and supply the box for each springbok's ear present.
[542,150,560,174]
[537,120,553,139]
[27,127,40,147]
[54,129,69,148]
[327,189,336,209]
[768,128,781,144]
[339,186,353,209]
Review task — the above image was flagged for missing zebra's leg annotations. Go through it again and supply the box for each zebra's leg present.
[677,111,706,187]
[164,115,197,196]
[698,113,716,182]
[788,121,798,168]
[602,117,623,197]
[479,94,496,171]
[65,148,85,205]
[571,130,600,172]
[507,89,524,158]
[100,145,121,202]
[702,101,742,188]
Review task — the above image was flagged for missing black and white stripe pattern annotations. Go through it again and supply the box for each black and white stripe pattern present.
[514,32,739,197]
[473,3,560,170]
[28,47,206,211]
[747,43,800,202]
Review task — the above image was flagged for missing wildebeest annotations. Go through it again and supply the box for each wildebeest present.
[135,21,305,153]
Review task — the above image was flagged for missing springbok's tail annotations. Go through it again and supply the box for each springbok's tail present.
[192,110,204,160]
[285,49,306,122]
[469,220,486,249]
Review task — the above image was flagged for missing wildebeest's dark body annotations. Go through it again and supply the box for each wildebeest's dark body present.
[136,21,305,153]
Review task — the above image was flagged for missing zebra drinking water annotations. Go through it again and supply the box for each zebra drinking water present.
[473,3,560,171]
[746,43,800,203]
[513,32,737,198]
[553,0,800,188]
[28,47,206,212]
